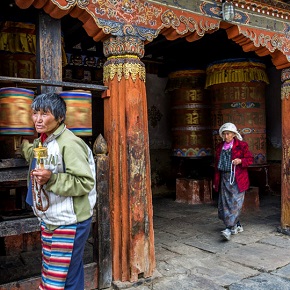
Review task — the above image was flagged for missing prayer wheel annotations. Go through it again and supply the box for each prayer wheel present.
[0,53,37,79]
[0,87,34,135]
[166,70,212,157]
[59,90,92,136]
[205,59,269,164]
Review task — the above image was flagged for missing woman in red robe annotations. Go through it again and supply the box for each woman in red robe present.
[213,122,254,241]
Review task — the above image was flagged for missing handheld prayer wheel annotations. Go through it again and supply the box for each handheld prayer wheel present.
[166,70,212,157]
[32,142,49,211]
[59,90,92,136]
[205,58,269,164]
[33,142,48,169]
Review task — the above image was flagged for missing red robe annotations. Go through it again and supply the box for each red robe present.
[213,137,254,193]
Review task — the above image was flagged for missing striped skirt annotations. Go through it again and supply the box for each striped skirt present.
[39,223,77,290]
[218,172,245,228]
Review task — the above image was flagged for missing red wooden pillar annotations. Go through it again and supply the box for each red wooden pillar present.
[102,36,155,282]
[281,68,290,231]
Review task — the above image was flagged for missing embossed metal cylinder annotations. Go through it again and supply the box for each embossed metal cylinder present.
[166,70,212,157]
[59,90,92,136]
[206,59,269,164]
[0,87,34,135]
[33,142,48,169]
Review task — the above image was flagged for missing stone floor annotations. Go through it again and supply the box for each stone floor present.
[112,192,290,290]
[2,191,290,290]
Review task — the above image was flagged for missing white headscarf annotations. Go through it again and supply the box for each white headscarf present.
[219,122,243,141]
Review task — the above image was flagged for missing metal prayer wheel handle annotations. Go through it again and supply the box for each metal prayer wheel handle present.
[31,143,49,211]
[33,142,48,169]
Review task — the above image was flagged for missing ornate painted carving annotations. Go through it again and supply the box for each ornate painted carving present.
[50,0,220,40]
[201,1,290,63]
[281,81,290,100]
[282,68,290,83]
[52,0,89,9]
[16,0,290,67]
[103,36,146,82]
[158,9,220,37]
[281,68,290,100]
[238,25,290,61]
[92,0,162,25]
[103,35,145,58]
[201,2,250,23]
[92,0,162,40]
[231,0,290,20]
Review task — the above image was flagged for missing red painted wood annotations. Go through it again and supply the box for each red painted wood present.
[281,97,290,228]
[104,75,155,282]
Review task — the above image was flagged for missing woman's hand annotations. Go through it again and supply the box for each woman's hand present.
[232,158,242,165]
[32,169,52,185]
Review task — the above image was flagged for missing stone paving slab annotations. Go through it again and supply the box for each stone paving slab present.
[156,241,204,257]
[183,232,242,254]
[272,264,290,279]
[154,219,203,240]
[154,244,183,261]
[158,251,259,287]
[113,273,224,290]
[222,242,290,272]
[228,226,277,245]
[148,274,224,290]
[229,273,290,290]
[259,234,290,248]
[154,229,188,245]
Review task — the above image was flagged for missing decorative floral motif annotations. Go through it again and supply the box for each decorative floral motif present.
[281,68,290,82]
[103,36,145,58]
[159,9,220,36]
[52,0,89,9]
[281,80,290,100]
[92,0,162,26]
[239,27,290,61]
[231,102,256,109]
[103,56,146,82]
[148,105,163,128]
[103,36,146,82]
[97,18,157,40]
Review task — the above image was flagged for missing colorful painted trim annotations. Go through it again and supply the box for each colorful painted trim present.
[173,148,212,157]
[0,128,34,135]
[205,59,269,88]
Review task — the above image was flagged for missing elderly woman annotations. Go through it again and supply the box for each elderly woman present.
[213,122,253,241]
[21,93,97,290]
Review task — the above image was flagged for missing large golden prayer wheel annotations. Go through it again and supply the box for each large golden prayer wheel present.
[0,87,34,135]
[166,70,212,157]
[59,90,92,136]
[206,59,269,164]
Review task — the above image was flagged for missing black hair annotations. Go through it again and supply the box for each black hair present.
[31,93,66,124]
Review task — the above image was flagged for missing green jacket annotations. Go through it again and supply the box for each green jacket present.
[21,124,97,230]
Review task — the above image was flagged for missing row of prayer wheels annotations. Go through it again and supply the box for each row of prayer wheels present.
[166,58,269,164]
[0,88,92,137]
[0,58,269,164]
